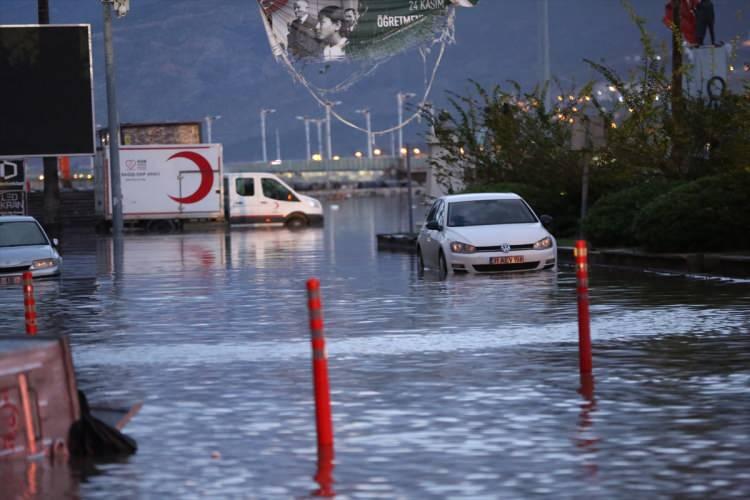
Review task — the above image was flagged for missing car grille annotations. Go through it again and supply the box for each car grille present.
[475,243,534,252]
[473,262,540,272]
[0,265,31,274]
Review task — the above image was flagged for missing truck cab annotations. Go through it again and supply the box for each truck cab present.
[223,172,323,228]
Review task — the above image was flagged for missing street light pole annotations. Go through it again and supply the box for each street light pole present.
[260,108,276,162]
[204,115,221,143]
[297,116,312,160]
[540,0,551,111]
[102,0,126,237]
[275,128,281,161]
[311,118,325,158]
[356,108,373,158]
[405,146,414,233]
[325,102,332,160]
[397,91,416,155]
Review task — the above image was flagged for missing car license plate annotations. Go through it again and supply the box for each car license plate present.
[0,275,22,286]
[490,256,524,264]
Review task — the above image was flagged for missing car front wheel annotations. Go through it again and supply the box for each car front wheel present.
[438,251,448,279]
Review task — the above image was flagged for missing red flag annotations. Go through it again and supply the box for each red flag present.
[663,0,698,45]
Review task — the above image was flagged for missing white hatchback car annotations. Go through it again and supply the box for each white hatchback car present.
[417,193,557,276]
[0,215,62,283]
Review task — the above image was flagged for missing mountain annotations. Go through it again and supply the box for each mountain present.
[1,0,747,163]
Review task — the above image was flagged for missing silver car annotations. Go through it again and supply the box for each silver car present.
[0,215,62,283]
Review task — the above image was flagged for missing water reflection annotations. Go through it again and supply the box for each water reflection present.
[576,373,599,478]
[0,195,748,498]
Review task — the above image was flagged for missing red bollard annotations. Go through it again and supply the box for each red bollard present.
[575,240,592,374]
[305,278,335,454]
[22,272,38,336]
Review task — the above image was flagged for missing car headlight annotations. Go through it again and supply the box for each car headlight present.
[533,236,553,250]
[31,258,59,270]
[450,241,476,254]
[308,200,320,208]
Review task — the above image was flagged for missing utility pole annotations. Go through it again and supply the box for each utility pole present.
[397,91,415,155]
[405,146,414,233]
[671,0,683,107]
[204,115,221,143]
[311,118,325,158]
[297,116,312,160]
[540,0,551,111]
[260,108,275,162]
[102,0,128,237]
[37,0,60,238]
[356,108,373,158]
[325,102,333,160]
[275,128,281,161]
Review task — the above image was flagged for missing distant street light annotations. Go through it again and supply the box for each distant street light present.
[356,108,373,158]
[204,115,221,143]
[310,118,326,159]
[260,108,276,162]
[397,91,416,155]
[296,116,312,161]
[324,101,342,160]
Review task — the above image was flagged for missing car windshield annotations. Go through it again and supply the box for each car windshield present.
[0,221,49,247]
[447,199,537,227]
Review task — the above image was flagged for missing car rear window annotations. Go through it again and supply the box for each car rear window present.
[0,221,48,247]
[447,199,537,227]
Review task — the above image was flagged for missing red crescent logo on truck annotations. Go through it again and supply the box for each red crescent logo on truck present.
[167,151,214,204]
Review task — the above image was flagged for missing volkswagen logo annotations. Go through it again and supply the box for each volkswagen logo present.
[500,243,511,253]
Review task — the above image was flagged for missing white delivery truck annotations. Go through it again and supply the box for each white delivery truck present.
[98,144,323,231]
[101,144,224,232]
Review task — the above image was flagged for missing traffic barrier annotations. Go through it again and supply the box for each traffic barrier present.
[22,272,38,335]
[305,278,335,457]
[575,240,592,374]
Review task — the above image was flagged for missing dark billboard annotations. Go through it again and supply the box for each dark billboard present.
[0,25,95,157]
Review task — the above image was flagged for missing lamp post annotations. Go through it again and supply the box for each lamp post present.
[204,115,221,143]
[356,108,373,158]
[404,146,417,233]
[260,108,276,162]
[539,0,551,111]
[275,128,281,161]
[297,116,312,160]
[397,91,416,155]
[311,118,325,159]
[102,0,129,237]
[324,101,342,160]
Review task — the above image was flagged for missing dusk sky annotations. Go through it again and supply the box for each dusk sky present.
[2,1,748,163]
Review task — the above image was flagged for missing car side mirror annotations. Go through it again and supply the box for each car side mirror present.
[425,221,442,231]
[539,215,553,229]
[52,238,59,247]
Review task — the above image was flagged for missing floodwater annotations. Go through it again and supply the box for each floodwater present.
[1,195,749,499]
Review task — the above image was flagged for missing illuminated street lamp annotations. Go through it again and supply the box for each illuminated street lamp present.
[397,91,416,155]
[260,108,276,162]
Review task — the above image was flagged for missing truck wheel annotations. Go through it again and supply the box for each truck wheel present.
[147,219,176,233]
[285,215,308,229]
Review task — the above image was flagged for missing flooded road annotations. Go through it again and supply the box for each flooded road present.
[1,195,749,499]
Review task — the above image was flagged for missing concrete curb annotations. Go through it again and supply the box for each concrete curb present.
[558,246,750,279]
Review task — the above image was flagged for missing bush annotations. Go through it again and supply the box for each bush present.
[463,182,578,236]
[583,181,678,248]
[634,171,750,252]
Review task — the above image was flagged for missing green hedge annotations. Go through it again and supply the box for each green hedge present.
[634,171,750,252]
[583,181,678,248]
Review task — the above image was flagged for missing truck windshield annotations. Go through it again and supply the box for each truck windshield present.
[447,199,537,227]
[0,221,49,247]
